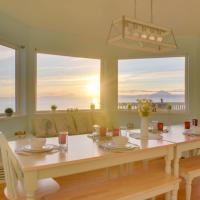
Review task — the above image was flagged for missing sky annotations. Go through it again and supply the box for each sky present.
[37,53,100,109]
[118,57,185,96]
[0,45,15,97]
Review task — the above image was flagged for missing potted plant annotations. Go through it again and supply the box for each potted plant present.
[167,104,172,111]
[127,103,132,110]
[51,104,57,111]
[4,107,14,117]
[90,103,95,110]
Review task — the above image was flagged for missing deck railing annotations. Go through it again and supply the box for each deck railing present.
[118,102,185,112]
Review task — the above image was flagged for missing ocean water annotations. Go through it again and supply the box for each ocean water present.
[0,95,185,112]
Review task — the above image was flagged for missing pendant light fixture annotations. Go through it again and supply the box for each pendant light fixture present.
[107,0,177,52]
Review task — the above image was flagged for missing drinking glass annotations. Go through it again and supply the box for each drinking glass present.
[157,122,164,131]
[58,131,68,151]
[184,121,191,129]
[192,119,198,126]
[151,121,158,133]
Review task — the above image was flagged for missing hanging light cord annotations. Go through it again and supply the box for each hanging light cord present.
[134,0,153,22]
[134,0,137,19]
[150,0,153,23]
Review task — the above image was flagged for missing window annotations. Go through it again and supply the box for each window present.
[37,53,100,111]
[118,57,186,112]
[0,44,16,113]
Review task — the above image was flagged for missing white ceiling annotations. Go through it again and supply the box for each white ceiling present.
[0,0,199,39]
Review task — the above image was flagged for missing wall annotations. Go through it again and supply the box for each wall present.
[0,11,200,135]
[0,11,29,138]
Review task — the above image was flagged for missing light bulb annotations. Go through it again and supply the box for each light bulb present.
[141,34,147,39]
[157,36,163,42]
[149,35,156,41]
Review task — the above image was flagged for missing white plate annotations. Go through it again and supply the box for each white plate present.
[23,144,54,153]
[99,141,137,151]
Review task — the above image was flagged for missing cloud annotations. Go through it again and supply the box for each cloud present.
[0,45,15,61]
[119,70,184,83]
[37,54,100,73]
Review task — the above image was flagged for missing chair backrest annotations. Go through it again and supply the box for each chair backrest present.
[0,132,21,199]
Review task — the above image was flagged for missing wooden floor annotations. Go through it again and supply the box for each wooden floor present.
[1,177,200,200]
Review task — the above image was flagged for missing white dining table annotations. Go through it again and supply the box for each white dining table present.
[161,125,200,177]
[8,134,175,200]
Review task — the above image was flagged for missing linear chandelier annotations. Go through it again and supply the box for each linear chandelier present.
[107,0,177,52]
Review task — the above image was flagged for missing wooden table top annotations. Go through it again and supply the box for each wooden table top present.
[8,134,173,172]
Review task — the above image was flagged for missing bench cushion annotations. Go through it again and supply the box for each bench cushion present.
[54,115,77,135]
[33,117,57,137]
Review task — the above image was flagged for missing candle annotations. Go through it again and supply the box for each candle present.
[58,132,68,152]
[157,122,164,131]
[112,128,120,136]
[184,121,191,129]
[59,132,67,144]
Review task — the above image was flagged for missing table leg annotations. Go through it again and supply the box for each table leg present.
[174,157,180,177]
[128,163,133,174]
[165,192,171,200]
[173,148,182,177]
[172,182,179,200]
[24,172,37,200]
[185,177,192,200]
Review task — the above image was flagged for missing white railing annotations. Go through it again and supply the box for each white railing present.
[118,102,185,112]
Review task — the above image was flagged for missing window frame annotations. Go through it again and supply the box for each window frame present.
[117,55,189,113]
[0,41,20,116]
[35,50,102,112]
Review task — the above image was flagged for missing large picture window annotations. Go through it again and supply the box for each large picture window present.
[37,53,100,111]
[0,44,16,113]
[118,57,186,112]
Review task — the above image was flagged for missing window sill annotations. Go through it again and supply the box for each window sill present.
[34,109,102,114]
[0,113,27,121]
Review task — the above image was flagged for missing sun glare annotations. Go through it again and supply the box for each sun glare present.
[85,81,100,97]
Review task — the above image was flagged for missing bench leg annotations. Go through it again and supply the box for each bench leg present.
[171,187,178,200]
[165,192,170,200]
[105,167,111,179]
[186,177,192,200]
[127,163,133,174]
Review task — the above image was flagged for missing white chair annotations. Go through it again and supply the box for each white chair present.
[0,132,60,200]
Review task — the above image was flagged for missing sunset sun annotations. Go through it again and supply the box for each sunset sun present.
[85,81,100,97]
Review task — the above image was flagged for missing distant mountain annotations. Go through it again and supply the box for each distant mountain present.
[119,90,184,103]
[149,90,173,98]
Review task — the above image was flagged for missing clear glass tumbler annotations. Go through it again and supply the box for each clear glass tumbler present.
[58,131,68,152]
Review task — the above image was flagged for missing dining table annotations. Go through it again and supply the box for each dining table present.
[160,125,200,177]
[7,133,175,200]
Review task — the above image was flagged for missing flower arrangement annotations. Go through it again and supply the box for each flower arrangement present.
[4,107,14,117]
[137,99,153,117]
[167,104,172,111]
[127,103,132,110]
[90,103,95,110]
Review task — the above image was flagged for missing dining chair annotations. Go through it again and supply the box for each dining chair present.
[0,132,60,200]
